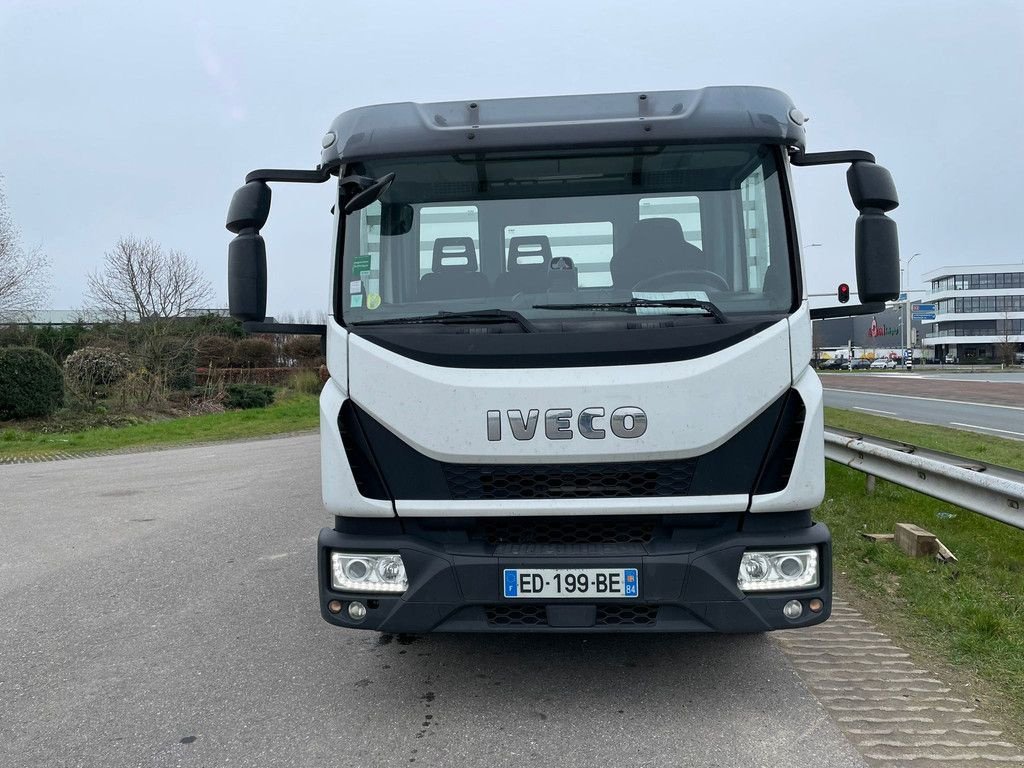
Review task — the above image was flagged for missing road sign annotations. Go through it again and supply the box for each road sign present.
[904,349,913,361]
[912,312,936,320]
[912,303,935,312]
[897,292,908,301]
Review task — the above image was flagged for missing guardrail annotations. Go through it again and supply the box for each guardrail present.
[824,428,1024,530]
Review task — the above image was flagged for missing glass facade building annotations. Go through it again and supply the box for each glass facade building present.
[921,264,1024,363]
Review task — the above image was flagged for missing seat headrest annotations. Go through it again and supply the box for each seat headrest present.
[432,237,478,272]
[611,218,708,287]
[507,236,552,270]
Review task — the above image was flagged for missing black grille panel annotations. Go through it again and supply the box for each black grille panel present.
[478,517,656,546]
[485,605,547,626]
[444,459,697,500]
[596,605,659,626]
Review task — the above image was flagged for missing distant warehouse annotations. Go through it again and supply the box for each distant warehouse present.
[921,264,1024,364]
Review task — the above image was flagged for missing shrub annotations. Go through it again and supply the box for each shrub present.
[235,337,276,368]
[282,336,324,367]
[194,335,236,368]
[34,323,88,362]
[224,383,275,410]
[196,367,294,386]
[0,347,64,419]
[289,368,324,395]
[64,347,132,397]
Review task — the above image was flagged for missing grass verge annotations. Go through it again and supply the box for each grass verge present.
[819,407,1024,724]
[0,392,319,458]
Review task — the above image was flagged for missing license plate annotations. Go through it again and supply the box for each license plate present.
[503,568,639,599]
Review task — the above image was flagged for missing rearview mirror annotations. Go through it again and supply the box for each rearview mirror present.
[849,162,900,304]
[226,180,271,322]
[380,202,414,236]
[855,211,900,303]
[344,172,396,215]
[226,181,272,234]
[228,233,268,322]
[847,163,898,213]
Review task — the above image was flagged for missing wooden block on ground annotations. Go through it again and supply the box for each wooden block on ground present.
[861,533,895,542]
[935,539,958,564]
[894,522,938,558]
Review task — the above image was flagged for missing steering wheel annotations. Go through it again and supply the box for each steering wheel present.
[632,269,730,293]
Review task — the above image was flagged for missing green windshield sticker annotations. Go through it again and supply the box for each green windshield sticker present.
[352,255,371,274]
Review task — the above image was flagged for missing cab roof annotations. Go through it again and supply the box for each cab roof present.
[320,86,806,167]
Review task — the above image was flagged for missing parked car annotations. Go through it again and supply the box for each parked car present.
[818,358,845,370]
[869,358,897,369]
[846,358,871,370]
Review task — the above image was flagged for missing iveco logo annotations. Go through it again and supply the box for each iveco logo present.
[486,407,647,441]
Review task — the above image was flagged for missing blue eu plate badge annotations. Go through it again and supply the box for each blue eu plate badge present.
[624,568,638,597]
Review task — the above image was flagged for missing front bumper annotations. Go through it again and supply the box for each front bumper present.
[317,519,832,633]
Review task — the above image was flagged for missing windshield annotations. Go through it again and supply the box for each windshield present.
[338,144,794,327]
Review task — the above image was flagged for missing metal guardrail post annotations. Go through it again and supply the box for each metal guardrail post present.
[824,428,1024,530]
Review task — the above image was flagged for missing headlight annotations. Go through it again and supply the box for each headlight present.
[737,548,818,592]
[330,552,408,593]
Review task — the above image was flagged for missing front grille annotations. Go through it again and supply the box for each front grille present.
[485,605,547,626]
[478,517,657,546]
[444,459,697,500]
[596,605,659,626]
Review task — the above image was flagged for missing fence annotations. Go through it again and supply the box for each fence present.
[824,428,1024,530]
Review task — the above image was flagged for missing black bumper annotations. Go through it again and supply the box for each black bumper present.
[317,517,832,633]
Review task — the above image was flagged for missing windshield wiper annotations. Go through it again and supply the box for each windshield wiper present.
[351,309,537,333]
[533,298,727,324]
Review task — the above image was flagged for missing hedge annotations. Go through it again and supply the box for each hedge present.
[0,347,64,419]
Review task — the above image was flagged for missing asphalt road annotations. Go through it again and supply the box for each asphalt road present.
[822,382,1024,440]
[0,436,868,768]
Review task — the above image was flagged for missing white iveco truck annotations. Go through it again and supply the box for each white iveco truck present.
[226,87,900,633]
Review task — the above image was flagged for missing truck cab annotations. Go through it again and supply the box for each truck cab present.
[226,87,900,633]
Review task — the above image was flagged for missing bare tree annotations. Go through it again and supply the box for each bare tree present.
[86,236,214,321]
[996,310,1019,367]
[0,178,50,321]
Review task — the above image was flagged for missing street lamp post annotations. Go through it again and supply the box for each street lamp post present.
[902,252,921,368]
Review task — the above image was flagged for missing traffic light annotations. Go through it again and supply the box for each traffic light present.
[837,283,850,303]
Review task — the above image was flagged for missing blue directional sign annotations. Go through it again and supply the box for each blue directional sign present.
[912,312,936,320]
[912,303,935,312]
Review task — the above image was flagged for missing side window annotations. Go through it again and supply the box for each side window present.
[419,206,479,278]
[504,222,613,287]
[638,196,702,249]
[740,167,771,290]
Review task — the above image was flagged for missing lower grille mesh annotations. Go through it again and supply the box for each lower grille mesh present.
[485,605,547,626]
[484,604,659,627]
[596,605,659,626]
[444,459,697,500]
[479,517,656,546]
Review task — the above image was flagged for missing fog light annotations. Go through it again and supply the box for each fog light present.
[327,600,342,614]
[809,598,824,613]
[348,601,367,621]
[737,548,819,592]
[783,600,803,619]
[330,552,408,593]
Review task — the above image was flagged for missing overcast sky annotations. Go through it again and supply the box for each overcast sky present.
[2,0,1022,314]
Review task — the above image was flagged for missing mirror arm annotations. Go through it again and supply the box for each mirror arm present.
[789,149,876,166]
[245,166,335,184]
[241,321,327,336]
[810,302,887,320]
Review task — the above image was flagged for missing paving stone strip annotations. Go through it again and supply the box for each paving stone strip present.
[776,600,1024,765]
[0,429,317,465]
